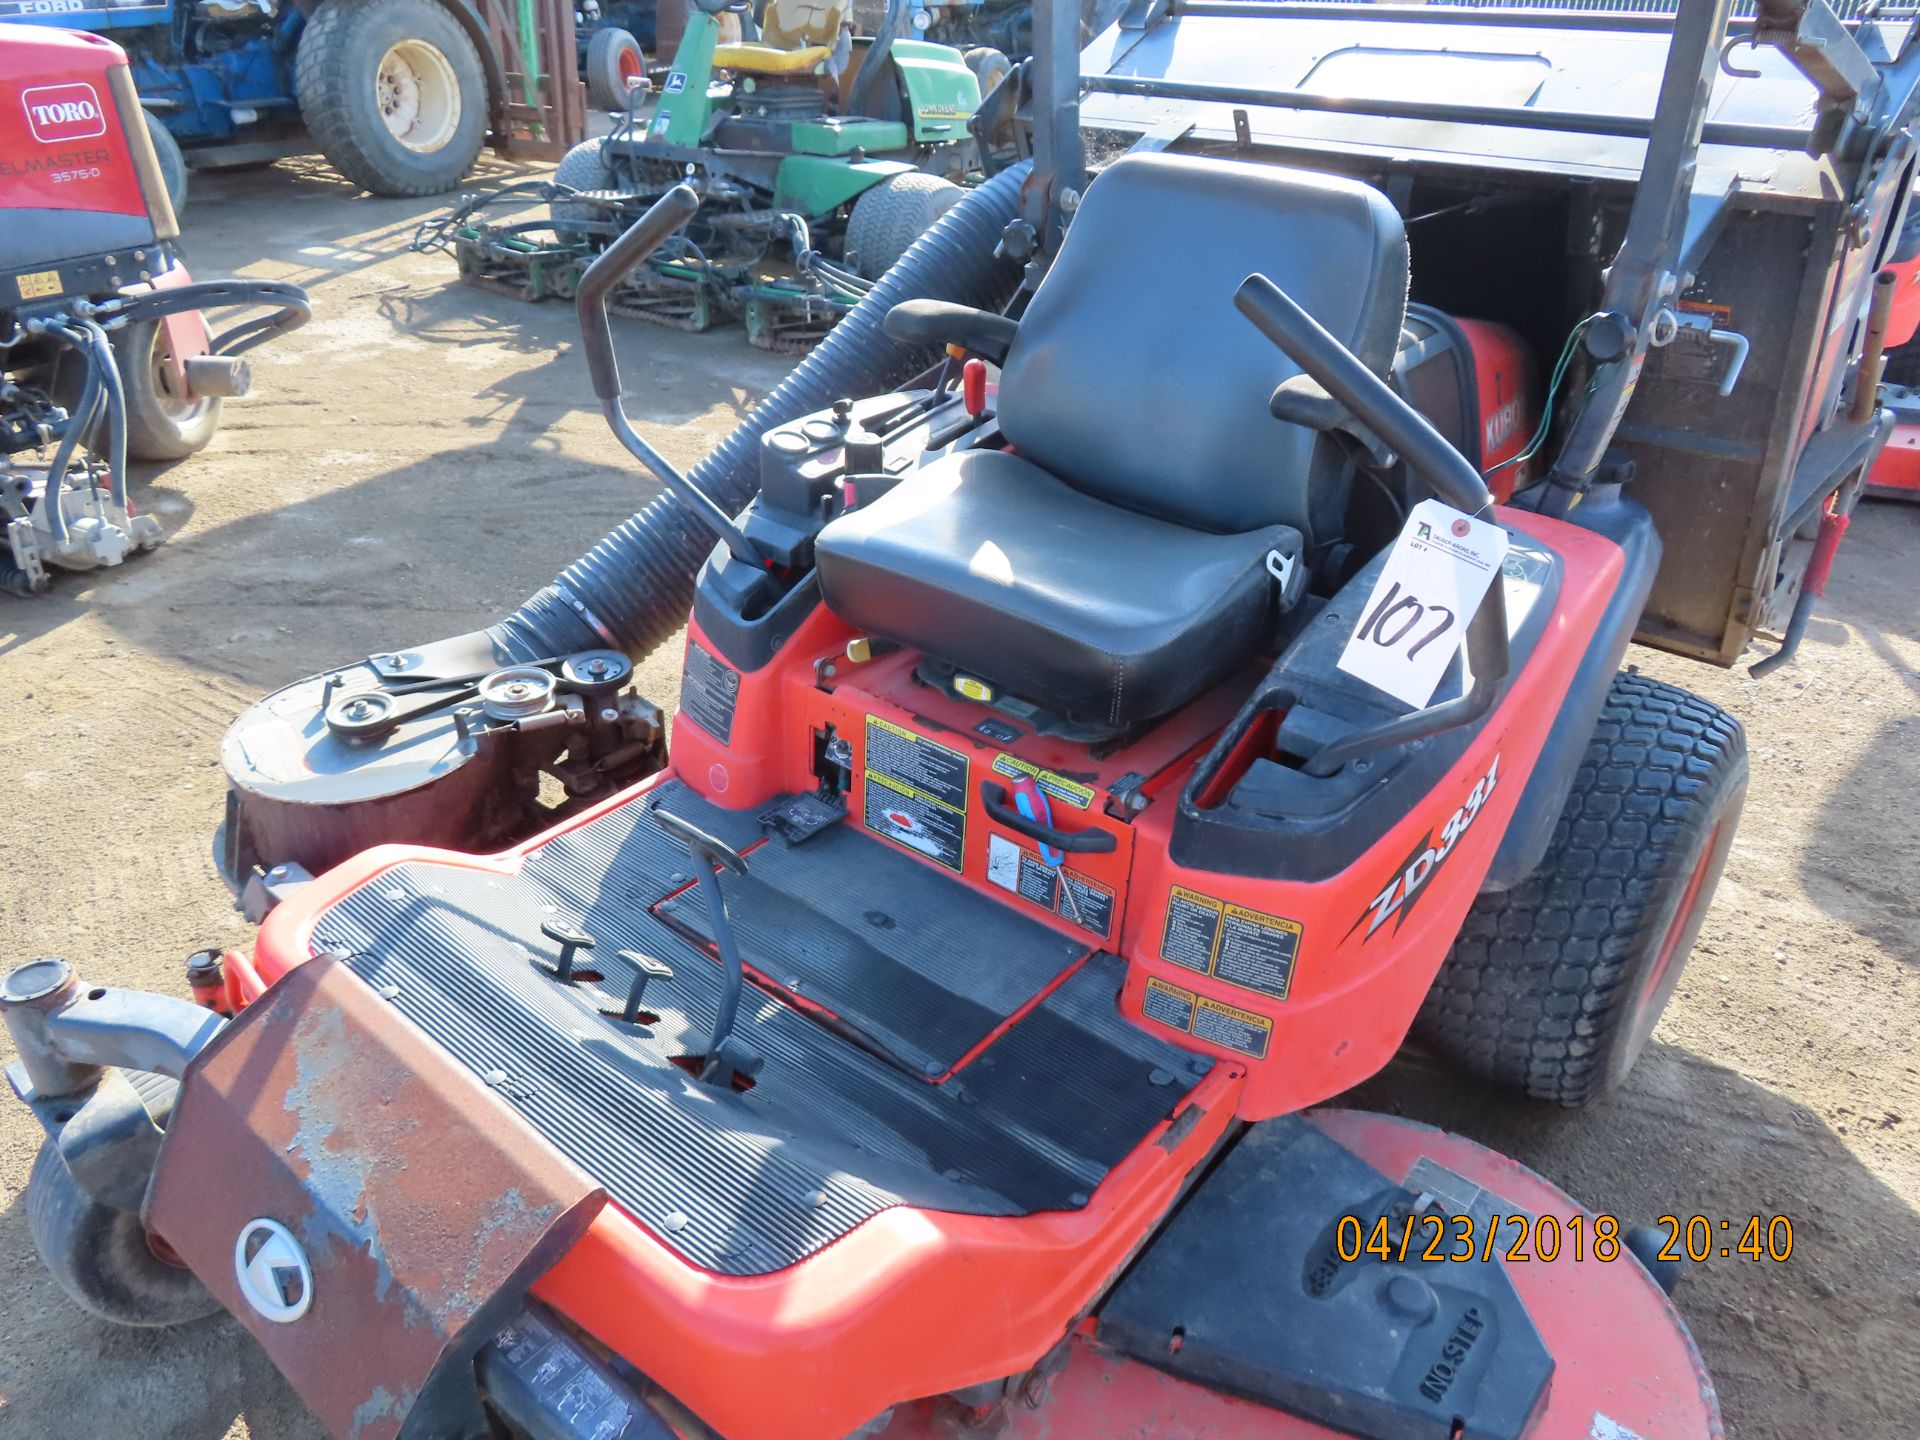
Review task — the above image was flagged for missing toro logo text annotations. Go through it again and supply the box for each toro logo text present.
[1350,751,1501,942]
[22,83,107,144]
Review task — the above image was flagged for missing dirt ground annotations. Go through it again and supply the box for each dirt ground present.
[0,155,1915,1440]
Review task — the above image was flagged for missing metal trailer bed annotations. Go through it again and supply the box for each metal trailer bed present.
[1016,0,1920,665]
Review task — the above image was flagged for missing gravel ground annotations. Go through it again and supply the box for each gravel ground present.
[0,154,1915,1440]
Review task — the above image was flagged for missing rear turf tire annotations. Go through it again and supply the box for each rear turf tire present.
[845,171,963,281]
[113,318,221,462]
[27,1137,219,1327]
[585,27,647,111]
[296,0,488,197]
[550,136,620,239]
[1414,672,1748,1107]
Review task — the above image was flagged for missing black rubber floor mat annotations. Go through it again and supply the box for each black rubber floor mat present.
[313,782,1211,1276]
[656,821,1089,1077]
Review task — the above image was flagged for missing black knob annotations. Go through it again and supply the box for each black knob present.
[540,919,597,984]
[616,950,674,1021]
[1583,310,1633,364]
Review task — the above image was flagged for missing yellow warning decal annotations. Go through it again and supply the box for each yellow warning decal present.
[1141,976,1198,1032]
[16,270,61,301]
[1159,885,1303,1001]
[1138,977,1273,1060]
[1193,995,1273,1059]
[862,716,968,871]
[990,752,1095,811]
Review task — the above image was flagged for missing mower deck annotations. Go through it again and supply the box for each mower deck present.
[305,779,1210,1277]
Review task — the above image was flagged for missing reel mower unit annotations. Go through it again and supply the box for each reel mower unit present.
[1,25,309,596]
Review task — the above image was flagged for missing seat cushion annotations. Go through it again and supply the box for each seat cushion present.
[997,152,1408,548]
[816,450,1298,729]
[714,42,832,74]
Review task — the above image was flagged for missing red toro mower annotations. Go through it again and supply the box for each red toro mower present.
[4,0,1908,1437]
[0,24,308,596]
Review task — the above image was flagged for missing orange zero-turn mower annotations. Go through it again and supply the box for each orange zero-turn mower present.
[6,0,1909,1436]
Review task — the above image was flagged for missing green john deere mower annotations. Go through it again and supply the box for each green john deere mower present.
[442,0,987,350]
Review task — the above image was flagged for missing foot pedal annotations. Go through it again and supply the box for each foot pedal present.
[759,792,845,846]
[1101,1116,1553,1440]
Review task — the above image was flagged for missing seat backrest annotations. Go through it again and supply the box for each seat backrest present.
[760,0,846,50]
[997,153,1408,546]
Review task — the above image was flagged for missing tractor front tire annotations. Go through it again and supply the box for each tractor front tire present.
[1415,672,1748,1107]
[114,319,222,462]
[963,45,1012,97]
[296,0,488,197]
[141,110,190,217]
[585,27,647,111]
[846,171,963,281]
[27,1138,219,1327]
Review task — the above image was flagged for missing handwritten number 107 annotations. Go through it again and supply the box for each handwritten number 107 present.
[1357,582,1455,660]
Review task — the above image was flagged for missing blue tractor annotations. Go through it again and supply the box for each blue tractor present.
[0,0,508,201]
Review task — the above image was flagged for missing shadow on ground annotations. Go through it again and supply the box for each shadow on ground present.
[1797,501,1920,960]
[0,1189,321,1439]
[0,434,686,692]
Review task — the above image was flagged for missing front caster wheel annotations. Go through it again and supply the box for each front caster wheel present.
[26,1134,219,1327]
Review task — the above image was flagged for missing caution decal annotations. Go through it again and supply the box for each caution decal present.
[679,640,740,744]
[1158,885,1304,1001]
[989,753,1095,811]
[862,716,968,871]
[984,832,1114,938]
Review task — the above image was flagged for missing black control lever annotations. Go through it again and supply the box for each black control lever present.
[650,806,753,1086]
[576,187,768,568]
[1234,274,1494,516]
[979,782,1116,853]
[1233,273,1510,776]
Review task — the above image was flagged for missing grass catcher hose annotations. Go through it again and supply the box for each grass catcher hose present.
[487,161,1031,663]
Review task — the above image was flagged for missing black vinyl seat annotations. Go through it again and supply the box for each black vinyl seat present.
[815,152,1409,731]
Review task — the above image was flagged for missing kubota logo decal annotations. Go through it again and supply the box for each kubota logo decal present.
[1350,752,1501,942]
[1483,397,1520,454]
[22,83,106,144]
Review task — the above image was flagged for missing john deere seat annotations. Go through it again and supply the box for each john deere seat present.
[713,0,847,75]
[813,152,1410,731]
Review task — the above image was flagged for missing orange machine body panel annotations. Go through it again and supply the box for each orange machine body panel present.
[238,503,1626,1439]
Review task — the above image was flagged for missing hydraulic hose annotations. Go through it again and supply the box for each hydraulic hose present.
[37,322,121,545]
[94,280,313,358]
[488,160,1031,663]
[75,319,130,510]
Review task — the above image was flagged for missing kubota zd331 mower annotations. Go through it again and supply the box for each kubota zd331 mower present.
[0,24,308,595]
[5,0,1910,1436]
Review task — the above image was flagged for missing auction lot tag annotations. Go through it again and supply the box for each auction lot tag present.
[1337,499,1508,709]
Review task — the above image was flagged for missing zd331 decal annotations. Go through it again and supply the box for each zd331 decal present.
[1352,752,1501,941]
